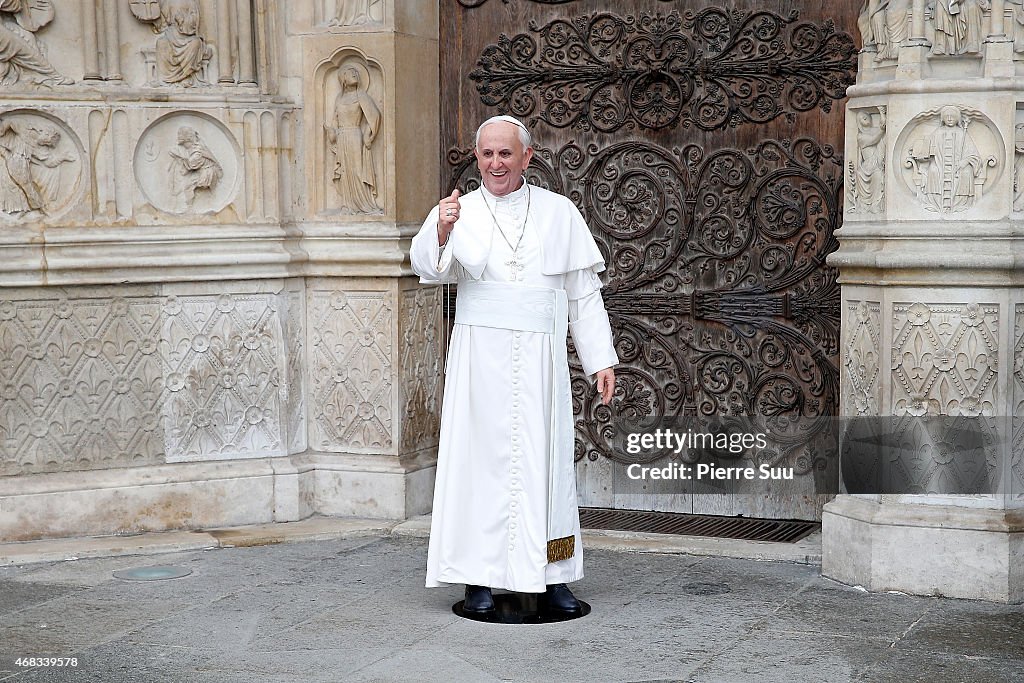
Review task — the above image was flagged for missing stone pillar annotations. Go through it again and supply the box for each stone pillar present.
[825,3,1024,603]
[288,0,442,519]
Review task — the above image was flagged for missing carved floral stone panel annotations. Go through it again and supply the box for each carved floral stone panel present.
[891,302,999,417]
[308,288,393,451]
[843,300,881,416]
[0,110,84,221]
[134,113,239,215]
[1014,305,1024,500]
[0,288,289,476]
[400,286,441,453]
[161,291,285,462]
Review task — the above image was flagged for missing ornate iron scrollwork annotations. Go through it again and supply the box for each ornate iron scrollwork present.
[470,8,856,132]
[447,137,842,473]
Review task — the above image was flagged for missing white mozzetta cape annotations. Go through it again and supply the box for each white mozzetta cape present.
[411,183,618,592]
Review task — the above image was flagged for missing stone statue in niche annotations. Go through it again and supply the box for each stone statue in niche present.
[1006,0,1024,52]
[906,106,988,213]
[0,117,74,216]
[850,107,887,214]
[167,126,222,212]
[132,0,212,87]
[1013,124,1024,211]
[325,65,382,214]
[858,0,909,62]
[928,0,990,56]
[0,0,72,86]
[330,0,384,26]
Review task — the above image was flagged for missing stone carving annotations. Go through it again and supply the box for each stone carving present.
[1015,124,1024,212]
[0,113,80,219]
[135,114,239,215]
[167,126,223,212]
[1014,306,1024,497]
[400,287,442,452]
[0,0,71,86]
[309,289,393,450]
[1007,0,1024,53]
[901,106,999,214]
[133,0,213,87]
[858,0,909,62]
[0,289,288,475]
[325,63,382,214]
[330,0,384,26]
[844,301,881,416]
[470,9,857,133]
[928,0,989,56]
[848,106,887,214]
[161,291,285,461]
[892,302,998,417]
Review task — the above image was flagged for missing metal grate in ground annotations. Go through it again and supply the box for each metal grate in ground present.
[579,507,819,544]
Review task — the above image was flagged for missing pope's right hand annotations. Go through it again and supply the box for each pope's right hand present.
[437,189,460,246]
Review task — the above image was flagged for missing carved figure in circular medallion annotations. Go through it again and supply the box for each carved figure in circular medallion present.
[167,126,223,211]
[0,113,80,218]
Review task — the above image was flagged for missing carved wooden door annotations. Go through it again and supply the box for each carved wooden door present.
[441,0,858,520]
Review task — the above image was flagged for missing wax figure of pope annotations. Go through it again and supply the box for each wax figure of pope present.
[410,115,618,616]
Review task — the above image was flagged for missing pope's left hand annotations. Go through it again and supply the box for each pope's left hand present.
[595,368,615,405]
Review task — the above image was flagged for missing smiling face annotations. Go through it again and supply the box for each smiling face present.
[474,121,533,197]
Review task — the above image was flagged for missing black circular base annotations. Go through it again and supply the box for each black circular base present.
[453,592,591,624]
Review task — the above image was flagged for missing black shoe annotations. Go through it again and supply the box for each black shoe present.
[545,583,582,613]
[464,585,495,613]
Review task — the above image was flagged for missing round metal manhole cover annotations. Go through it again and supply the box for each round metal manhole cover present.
[113,565,193,581]
[679,581,732,596]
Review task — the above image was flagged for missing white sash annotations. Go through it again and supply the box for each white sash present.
[454,281,576,562]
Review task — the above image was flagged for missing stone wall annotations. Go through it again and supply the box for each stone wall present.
[0,0,441,541]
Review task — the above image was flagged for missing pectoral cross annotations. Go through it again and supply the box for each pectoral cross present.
[505,250,524,281]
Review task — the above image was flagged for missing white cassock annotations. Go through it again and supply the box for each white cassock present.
[411,181,618,593]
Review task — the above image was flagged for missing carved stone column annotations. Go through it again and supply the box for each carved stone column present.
[826,2,1024,602]
[291,0,441,519]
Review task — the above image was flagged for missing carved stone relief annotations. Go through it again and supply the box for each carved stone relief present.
[0,0,72,86]
[134,113,238,215]
[0,110,83,220]
[318,51,384,215]
[927,0,989,57]
[328,0,384,26]
[324,59,382,214]
[897,106,1001,215]
[891,302,999,417]
[0,289,289,476]
[858,0,909,62]
[843,301,881,416]
[308,288,393,451]
[161,291,285,461]
[400,286,441,453]
[284,285,306,454]
[1015,122,1024,212]
[847,106,887,215]
[132,0,213,87]
[1014,305,1024,498]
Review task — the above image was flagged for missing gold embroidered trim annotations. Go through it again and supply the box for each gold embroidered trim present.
[547,535,575,563]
